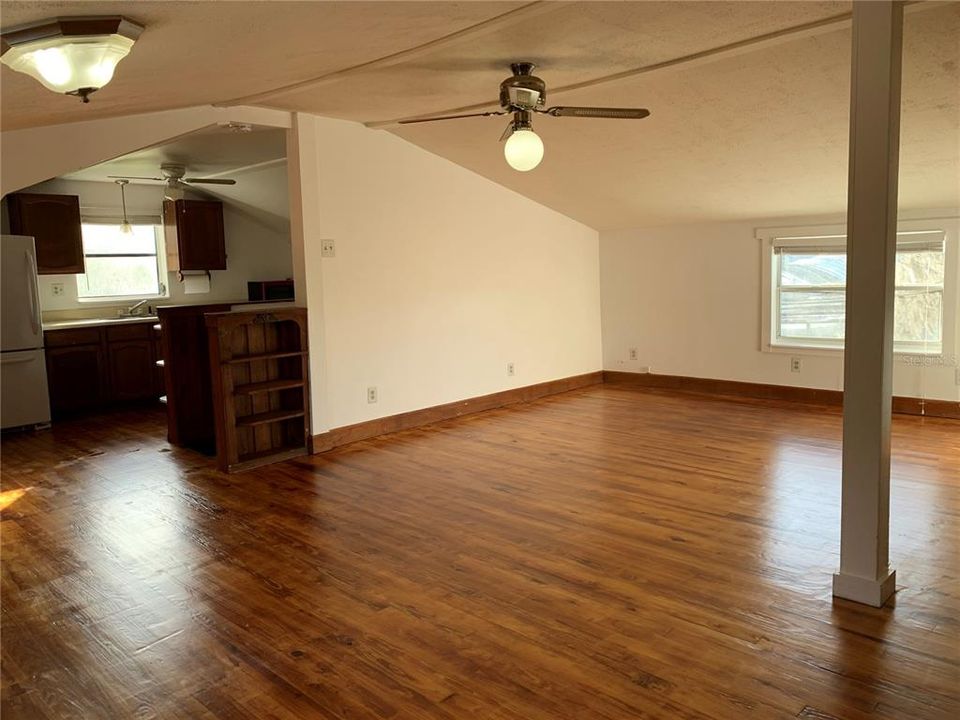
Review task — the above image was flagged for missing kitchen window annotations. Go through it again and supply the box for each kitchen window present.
[759,220,958,356]
[76,222,168,300]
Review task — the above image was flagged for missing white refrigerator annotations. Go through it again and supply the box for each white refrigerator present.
[1,234,51,429]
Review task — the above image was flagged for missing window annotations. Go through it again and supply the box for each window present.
[76,222,167,300]
[760,221,957,356]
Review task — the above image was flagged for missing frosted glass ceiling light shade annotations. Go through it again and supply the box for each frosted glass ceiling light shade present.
[1,16,143,102]
[504,129,544,172]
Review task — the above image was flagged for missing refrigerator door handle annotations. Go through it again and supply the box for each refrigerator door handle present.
[25,249,41,337]
[0,353,38,365]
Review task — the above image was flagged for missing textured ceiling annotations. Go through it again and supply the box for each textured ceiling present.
[2,1,957,229]
[385,2,960,228]
[0,1,521,130]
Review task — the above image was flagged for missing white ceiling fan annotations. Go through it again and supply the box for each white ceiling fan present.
[108,163,237,193]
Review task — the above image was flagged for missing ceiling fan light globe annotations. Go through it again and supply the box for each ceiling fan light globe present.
[504,129,544,172]
[1,34,134,95]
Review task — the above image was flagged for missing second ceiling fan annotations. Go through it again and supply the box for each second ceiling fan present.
[399,62,650,171]
[109,163,238,193]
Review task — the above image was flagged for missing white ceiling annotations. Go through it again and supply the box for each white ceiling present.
[2,1,957,230]
[63,125,286,182]
[62,125,290,231]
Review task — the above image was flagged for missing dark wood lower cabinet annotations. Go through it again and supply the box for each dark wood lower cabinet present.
[45,344,107,418]
[157,304,233,454]
[44,322,159,419]
[107,340,157,402]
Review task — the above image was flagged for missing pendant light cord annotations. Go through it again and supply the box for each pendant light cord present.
[116,179,132,232]
[119,181,129,226]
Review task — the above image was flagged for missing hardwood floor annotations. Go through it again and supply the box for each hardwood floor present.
[1,386,957,719]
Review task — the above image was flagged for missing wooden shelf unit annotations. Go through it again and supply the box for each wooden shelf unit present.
[206,307,310,473]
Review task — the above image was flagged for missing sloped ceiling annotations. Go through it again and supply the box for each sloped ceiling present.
[62,125,290,232]
[2,1,957,230]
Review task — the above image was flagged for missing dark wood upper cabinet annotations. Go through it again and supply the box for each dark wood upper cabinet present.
[7,193,84,275]
[163,199,226,272]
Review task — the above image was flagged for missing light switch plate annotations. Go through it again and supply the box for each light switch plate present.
[321,239,336,258]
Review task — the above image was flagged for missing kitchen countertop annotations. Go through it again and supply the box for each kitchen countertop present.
[42,315,160,331]
[41,300,290,331]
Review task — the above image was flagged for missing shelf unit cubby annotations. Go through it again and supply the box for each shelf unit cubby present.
[205,307,310,473]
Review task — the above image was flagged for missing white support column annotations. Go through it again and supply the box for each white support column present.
[286,113,330,435]
[833,0,904,608]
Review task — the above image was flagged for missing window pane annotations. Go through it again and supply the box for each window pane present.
[81,224,157,254]
[781,253,846,286]
[779,290,846,339]
[774,233,947,349]
[77,256,160,298]
[894,288,942,344]
[895,249,945,288]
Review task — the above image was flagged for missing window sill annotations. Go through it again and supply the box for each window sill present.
[765,342,946,358]
[76,294,169,305]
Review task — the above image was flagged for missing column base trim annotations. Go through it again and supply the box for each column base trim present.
[832,568,897,607]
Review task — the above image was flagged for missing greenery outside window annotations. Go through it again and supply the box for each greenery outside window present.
[759,220,958,357]
[76,221,167,300]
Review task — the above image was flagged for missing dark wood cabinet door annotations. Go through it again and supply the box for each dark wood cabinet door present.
[8,193,84,275]
[107,340,157,402]
[45,345,105,418]
[176,200,226,271]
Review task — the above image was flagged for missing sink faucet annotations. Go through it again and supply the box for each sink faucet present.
[122,299,149,316]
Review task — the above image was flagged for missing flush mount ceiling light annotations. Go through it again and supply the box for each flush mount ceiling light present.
[1,16,143,103]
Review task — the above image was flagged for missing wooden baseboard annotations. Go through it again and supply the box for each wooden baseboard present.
[312,371,604,453]
[891,396,960,419]
[311,368,956,454]
[603,370,960,420]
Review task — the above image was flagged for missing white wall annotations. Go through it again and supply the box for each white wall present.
[292,115,602,432]
[25,179,292,313]
[600,211,960,401]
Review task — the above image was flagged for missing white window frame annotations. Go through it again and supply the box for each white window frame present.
[76,216,170,304]
[758,218,959,358]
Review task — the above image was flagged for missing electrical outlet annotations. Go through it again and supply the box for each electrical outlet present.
[507,362,515,377]
[790,357,802,373]
[51,283,64,297]
[321,239,336,258]
[367,386,378,403]
[629,347,638,361]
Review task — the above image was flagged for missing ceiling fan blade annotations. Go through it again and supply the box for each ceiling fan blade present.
[499,121,515,143]
[398,109,508,125]
[540,106,650,119]
[107,175,163,181]
[184,178,237,185]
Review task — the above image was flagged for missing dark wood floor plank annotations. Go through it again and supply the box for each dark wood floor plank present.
[2,389,958,719]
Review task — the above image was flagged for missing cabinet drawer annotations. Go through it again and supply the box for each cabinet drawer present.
[44,327,103,347]
[105,322,153,342]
